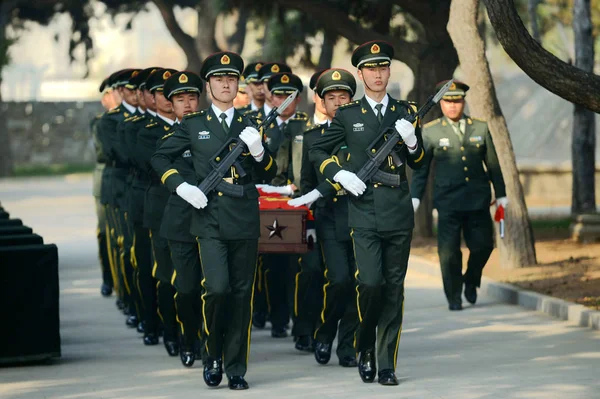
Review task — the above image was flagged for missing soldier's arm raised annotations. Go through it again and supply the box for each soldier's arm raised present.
[404,103,426,170]
[250,127,277,182]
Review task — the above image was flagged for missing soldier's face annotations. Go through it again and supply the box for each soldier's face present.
[249,82,265,101]
[313,92,327,115]
[440,98,465,121]
[121,87,139,107]
[233,90,251,108]
[143,89,156,112]
[136,89,146,110]
[208,75,238,104]
[357,66,390,94]
[153,91,174,115]
[263,81,273,103]
[110,89,122,108]
[171,92,199,120]
[322,90,352,120]
[272,94,299,118]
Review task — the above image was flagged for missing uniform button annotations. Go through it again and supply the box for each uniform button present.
[216,157,221,162]
[390,165,396,170]
[464,167,468,171]
[465,177,469,182]
[373,184,379,188]
[218,192,223,196]
[371,149,376,153]
[333,198,338,202]
[234,174,240,178]
[460,146,464,151]
[462,156,466,161]
[476,144,480,148]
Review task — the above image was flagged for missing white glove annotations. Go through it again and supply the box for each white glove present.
[395,119,417,150]
[260,184,294,196]
[412,198,420,212]
[496,197,509,208]
[333,170,366,196]
[288,189,322,208]
[255,184,268,189]
[176,182,208,209]
[239,126,264,159]
[306,228,317,244]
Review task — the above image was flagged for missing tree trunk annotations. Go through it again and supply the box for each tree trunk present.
[261,7,287,61]
[448,0,537,268]
[0,2,15,177]
[484,0,600,113]
[528,0,541,43]
[317,29,336,70]
[571,0,596,214]
[227,7,250,54]
[152,0,202,72]
[195,0,220,60]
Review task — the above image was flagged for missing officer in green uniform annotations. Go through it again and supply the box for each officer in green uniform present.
[121,67,161,333]
[151,51,277,390]
[138,68,180,352]
[238,61,265,115]
[97,69,136,315]
[309,69,329,127]
[289,68,359,368]
[158,71,204,368]
[92,76,117,297]
[112,69,145,329]
[410,80,507,311]
[309,41,425,386]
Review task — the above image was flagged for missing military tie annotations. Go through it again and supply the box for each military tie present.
[219,113,229,134]
[375,103,383,124]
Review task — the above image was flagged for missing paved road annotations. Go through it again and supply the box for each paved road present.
[1,175,599,399]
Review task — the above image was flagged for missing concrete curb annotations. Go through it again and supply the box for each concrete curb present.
[409,255,600,330]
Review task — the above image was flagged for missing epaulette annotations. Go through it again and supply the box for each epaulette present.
[133,115,146,123]
[145,122,159,129]
[161,131,175,140]
[339,100,360,109]
[96,113,104,119]
[303,124,323,135]
[242,109,257,116]
[124,115,137,123]
[184,110,206,119]
[423,119,441,128]
[472,117,486,122]
[107,107,121,115]
[291,112,308,122]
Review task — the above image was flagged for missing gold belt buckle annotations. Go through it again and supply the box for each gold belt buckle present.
[223,177,234,184]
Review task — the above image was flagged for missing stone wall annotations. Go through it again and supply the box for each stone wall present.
[5,101,104,166]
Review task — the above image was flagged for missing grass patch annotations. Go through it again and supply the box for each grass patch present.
[14,163,95,177]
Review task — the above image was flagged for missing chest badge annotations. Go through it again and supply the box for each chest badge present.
[294,135,303,143]
[353,122,365,132]
[182,150,192,158]
[198,131,211,140]
[439,138,450,147]
[469,136,483,143]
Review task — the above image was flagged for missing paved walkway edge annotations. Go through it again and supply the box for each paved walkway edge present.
[409,255,600,330]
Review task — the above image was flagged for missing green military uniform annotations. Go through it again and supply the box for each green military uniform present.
[151,52,277,386]
[410,80,506,309]
[97,69,137,313]
[309,41,425,381]
[158,71,205,365]
[90,103,114,297]
[122,68,160,335]
[112,69,144,326]
[299,69,359,365]
[137,68,180,353]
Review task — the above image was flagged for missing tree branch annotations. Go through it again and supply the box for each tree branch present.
[273,0,421,70]
[484,0,600,113]
[152,0,201,70]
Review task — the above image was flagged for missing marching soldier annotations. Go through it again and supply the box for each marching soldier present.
[91,76,118,297]
[410,80,507,311]
[122,67,160,334]
[256,62,292,117]
[258,73,322,352]
[309,40,425,385]
[238,61,265,114]
[138,68,180,352]
[158,71,204,368]
[289,68,359,368]
[309,69,328,127]
[97,69,138,316]
[152,52,276,390]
